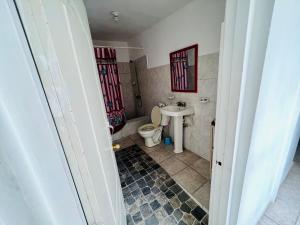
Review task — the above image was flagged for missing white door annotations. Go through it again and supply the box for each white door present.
[15,0,126,225]
[1,0,87,224]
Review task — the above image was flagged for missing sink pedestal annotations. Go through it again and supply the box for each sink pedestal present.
[173,116,183,153]
[160,105,194,154]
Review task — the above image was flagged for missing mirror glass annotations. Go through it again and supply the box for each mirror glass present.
[169,44,198,92]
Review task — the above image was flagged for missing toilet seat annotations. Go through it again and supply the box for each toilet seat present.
[138,106,163,147]
[138,123,157,138]
[139,123,155,132]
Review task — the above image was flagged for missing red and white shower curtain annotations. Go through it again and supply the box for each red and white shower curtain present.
[170,51,188,91]
[94,47,126,134]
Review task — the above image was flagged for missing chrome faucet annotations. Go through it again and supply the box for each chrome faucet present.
[177,101,186,107]
[158,102,167,108]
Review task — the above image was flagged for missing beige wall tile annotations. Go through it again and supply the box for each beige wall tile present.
[134,53,219,160]
[118,62,136,119]
[198,78,218,101]
[198,53,219,79]
[117,62,130,74]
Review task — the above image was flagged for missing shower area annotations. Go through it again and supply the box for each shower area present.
[118,60,144,119]
[93,44,148,140]
[114,58,148,139]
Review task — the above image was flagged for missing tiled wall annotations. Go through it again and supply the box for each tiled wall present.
[118,62,136,119]
[134,53,219,161]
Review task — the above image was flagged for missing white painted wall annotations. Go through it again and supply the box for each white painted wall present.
[93,40,130,62]
[237,0,300,224]
[0,1,86,224]
[129,0,225,68]
[0,150,36,225]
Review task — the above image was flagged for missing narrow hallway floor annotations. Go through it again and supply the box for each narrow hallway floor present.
[258,149,300,225]
[114,135,211,225]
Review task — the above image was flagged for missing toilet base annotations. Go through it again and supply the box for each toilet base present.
[145,138,161,148]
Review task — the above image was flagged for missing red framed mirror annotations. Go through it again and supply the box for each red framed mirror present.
[169,44,198,93]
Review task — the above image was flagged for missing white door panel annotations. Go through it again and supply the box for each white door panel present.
[16,0,126,224]
[1,0,87,224]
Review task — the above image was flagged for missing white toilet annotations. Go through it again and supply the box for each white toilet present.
[138,106,163,147]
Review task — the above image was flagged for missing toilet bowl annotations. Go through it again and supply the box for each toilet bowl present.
[138,106,163,147]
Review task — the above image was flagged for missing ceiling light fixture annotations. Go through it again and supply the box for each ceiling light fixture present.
[111,11,120,22]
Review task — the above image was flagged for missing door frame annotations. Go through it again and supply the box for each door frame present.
[209,0,275,224]
[209,0,251,223]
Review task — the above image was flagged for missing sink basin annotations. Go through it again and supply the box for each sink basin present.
[160,105,194,154]
[160,105,194,117]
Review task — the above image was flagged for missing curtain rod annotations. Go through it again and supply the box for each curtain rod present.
[93,45,144,50]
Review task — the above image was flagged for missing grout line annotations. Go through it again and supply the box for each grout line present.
[192,180,210,195]
[176,154,211,180]
[164,161,188,177]
[199,214,209,225]
[133,142,211,214]
[174,155,193,166]
[154,153,174,165]
[146,146,211,183]
[188,165,209,180]
[189,164,211,181]
[175,181,210,214]
[134,141,211,185]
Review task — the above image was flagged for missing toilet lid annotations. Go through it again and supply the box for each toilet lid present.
[151,106,161,127]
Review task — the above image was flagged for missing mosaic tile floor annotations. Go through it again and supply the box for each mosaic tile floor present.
[115,145,209,225]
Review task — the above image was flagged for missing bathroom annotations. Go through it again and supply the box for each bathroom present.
[87,0,225,224]
[4,0,300,225]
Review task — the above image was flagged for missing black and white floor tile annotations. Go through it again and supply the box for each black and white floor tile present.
[115,145,209,225]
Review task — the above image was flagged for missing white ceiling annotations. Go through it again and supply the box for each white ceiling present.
[83,0,194,41]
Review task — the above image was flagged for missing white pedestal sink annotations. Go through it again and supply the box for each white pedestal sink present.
[160,105,194,153]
